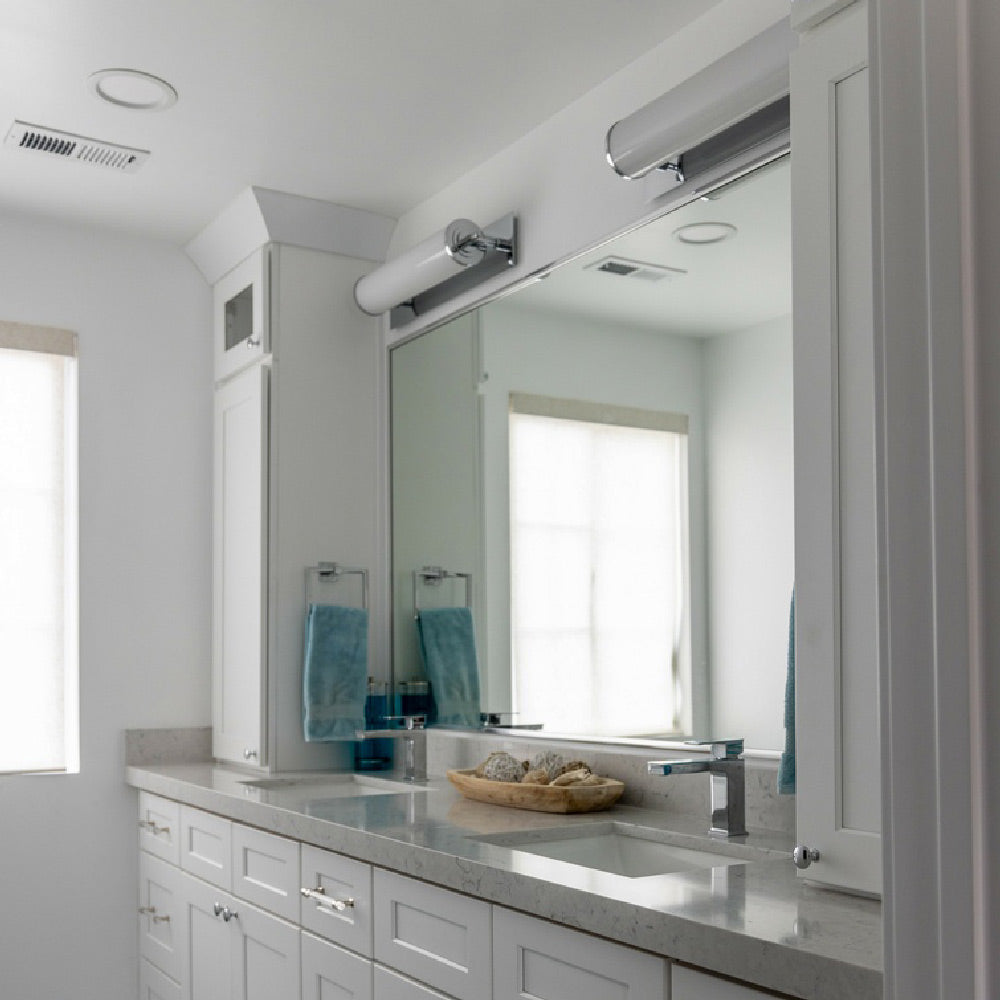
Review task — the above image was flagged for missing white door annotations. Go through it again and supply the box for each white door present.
[231,899,300,1000]
[183,875,234,1000]
[212,362,269,766]
[791,0,882,895]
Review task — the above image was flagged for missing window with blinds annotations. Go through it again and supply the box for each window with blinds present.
[509,393,691,738]
[0,321,79,774]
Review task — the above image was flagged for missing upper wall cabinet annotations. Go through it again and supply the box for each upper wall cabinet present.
[211,243,381,770]
[791,0,881,895]
[214,248,270,383]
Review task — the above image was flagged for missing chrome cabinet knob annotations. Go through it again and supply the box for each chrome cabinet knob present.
[246,336,261,349]
[793,845,821,869]
[243,748,258,761]
[138,819,170,836]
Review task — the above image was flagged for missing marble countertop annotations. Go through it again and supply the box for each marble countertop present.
[126,764,882,1000]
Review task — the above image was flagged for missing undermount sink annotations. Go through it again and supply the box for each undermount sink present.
[238,773,428,797]
[473,822,747,878]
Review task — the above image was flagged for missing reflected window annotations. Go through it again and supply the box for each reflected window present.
[509,394,690,737]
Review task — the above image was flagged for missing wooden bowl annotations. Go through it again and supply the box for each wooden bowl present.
[446,768,624,814]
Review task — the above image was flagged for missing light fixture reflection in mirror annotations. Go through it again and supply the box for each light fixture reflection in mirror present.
[391,156,792,752]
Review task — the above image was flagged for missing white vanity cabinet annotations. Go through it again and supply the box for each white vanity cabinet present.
[211,243,381,770]
[791,0,882,896]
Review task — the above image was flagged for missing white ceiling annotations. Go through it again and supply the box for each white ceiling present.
[501,155,790,337]
[0,0,719,246]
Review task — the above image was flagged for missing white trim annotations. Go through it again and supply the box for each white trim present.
[870,0,981,995]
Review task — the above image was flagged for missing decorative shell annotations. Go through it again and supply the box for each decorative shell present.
[521,768,551,785]
[528,751,566,782]
[551,768,593,786]
[480,751,525,783]
[558,759,591,777]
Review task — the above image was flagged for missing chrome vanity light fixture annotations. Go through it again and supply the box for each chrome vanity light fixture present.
[605,19,794,183]
[354,213,517,327]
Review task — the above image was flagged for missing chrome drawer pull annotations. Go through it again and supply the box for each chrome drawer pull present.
[301,886,355,912]
[138,905,170,924]
[138,819,170,836]
[152,913,171,924]
[213,902,238,922]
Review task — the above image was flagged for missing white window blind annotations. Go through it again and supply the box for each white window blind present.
[0,321,79,774]
[509,395,690,737]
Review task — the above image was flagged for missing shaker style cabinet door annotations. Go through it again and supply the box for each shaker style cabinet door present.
[214,248,269,383]
[791,0,882,896]
[212,362,270,767]
[301,932,373,1000]
[492,907,669,1000]
[138,852,186,985]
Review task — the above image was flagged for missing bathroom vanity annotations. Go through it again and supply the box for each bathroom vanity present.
[128,758,881,1000]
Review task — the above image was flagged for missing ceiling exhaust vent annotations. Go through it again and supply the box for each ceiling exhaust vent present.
[4,121,149,173]
[585,256,686,283]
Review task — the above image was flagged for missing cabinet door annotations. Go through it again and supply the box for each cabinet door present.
[231,824,300,923]
[300,843,373,956]
[791,0,882,895]
[140,958,183,1000]
[302,932,373,1000]
[373,869,490,1000]
[373,965,451,1000]
[183,874,234,1000]
[213,362,269,766]
[215,248,269,383]
[231,898,301,1000]
[493,907,669,1000]
[138,791,181,865]
[139,852,186,985]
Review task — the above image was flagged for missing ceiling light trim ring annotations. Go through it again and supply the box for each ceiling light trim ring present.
[88,68,178,112]
[673,222,738,245]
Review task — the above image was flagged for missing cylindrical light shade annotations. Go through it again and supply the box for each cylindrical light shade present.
[606,20,794,180]
[354,219,485,315]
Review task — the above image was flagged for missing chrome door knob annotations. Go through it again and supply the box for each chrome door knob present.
[793,845,821,869]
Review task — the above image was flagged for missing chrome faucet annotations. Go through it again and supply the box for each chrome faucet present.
[647,738,747,837]
[355,715,427,783]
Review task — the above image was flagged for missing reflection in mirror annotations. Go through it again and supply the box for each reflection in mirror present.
[391,156,792,751]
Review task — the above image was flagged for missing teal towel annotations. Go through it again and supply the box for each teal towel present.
[303,603,368,741]
[778,590,796,794]
[416,607,481,727]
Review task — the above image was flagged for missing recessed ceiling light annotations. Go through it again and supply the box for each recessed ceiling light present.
[673,222,737,245]
[88,69,178,112]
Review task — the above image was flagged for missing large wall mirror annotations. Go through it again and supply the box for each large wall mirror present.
[391,155,791,752]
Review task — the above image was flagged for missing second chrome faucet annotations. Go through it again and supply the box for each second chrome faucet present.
[647,738,747,837]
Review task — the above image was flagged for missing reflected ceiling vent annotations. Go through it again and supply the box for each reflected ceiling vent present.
[4,120,149,173]
[585,255,686,283]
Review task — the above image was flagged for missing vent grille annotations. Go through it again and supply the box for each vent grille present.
[4,121,149,173]
[585,256,686,283]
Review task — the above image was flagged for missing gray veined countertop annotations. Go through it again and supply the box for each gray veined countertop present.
[126,763,882,1000]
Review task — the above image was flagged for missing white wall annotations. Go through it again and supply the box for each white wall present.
[0,212,212,1000]
[704,315,793,750]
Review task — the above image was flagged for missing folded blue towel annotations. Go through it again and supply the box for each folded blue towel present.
[778,590,796,794]
[416,607,481,727]
[303,603,368,741]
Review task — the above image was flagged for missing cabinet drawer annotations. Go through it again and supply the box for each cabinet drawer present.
[493,907,669,1000]
[374,965,452,1000]
[180,805,232,890]
[673,965,780,999]
[139,958,182,1000]
[374,869,490,1000]
[302,931,373,1000]
[232,823,300,922]
[138,792,180,865]
[139,852,186,984]
[301,843,373,955]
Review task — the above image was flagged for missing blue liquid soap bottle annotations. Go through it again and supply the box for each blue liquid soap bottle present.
[355,677,393,771]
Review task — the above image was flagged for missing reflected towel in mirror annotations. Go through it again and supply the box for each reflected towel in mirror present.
[303,603,368,741]
[778,589,796,794]
[416,607,481,727]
